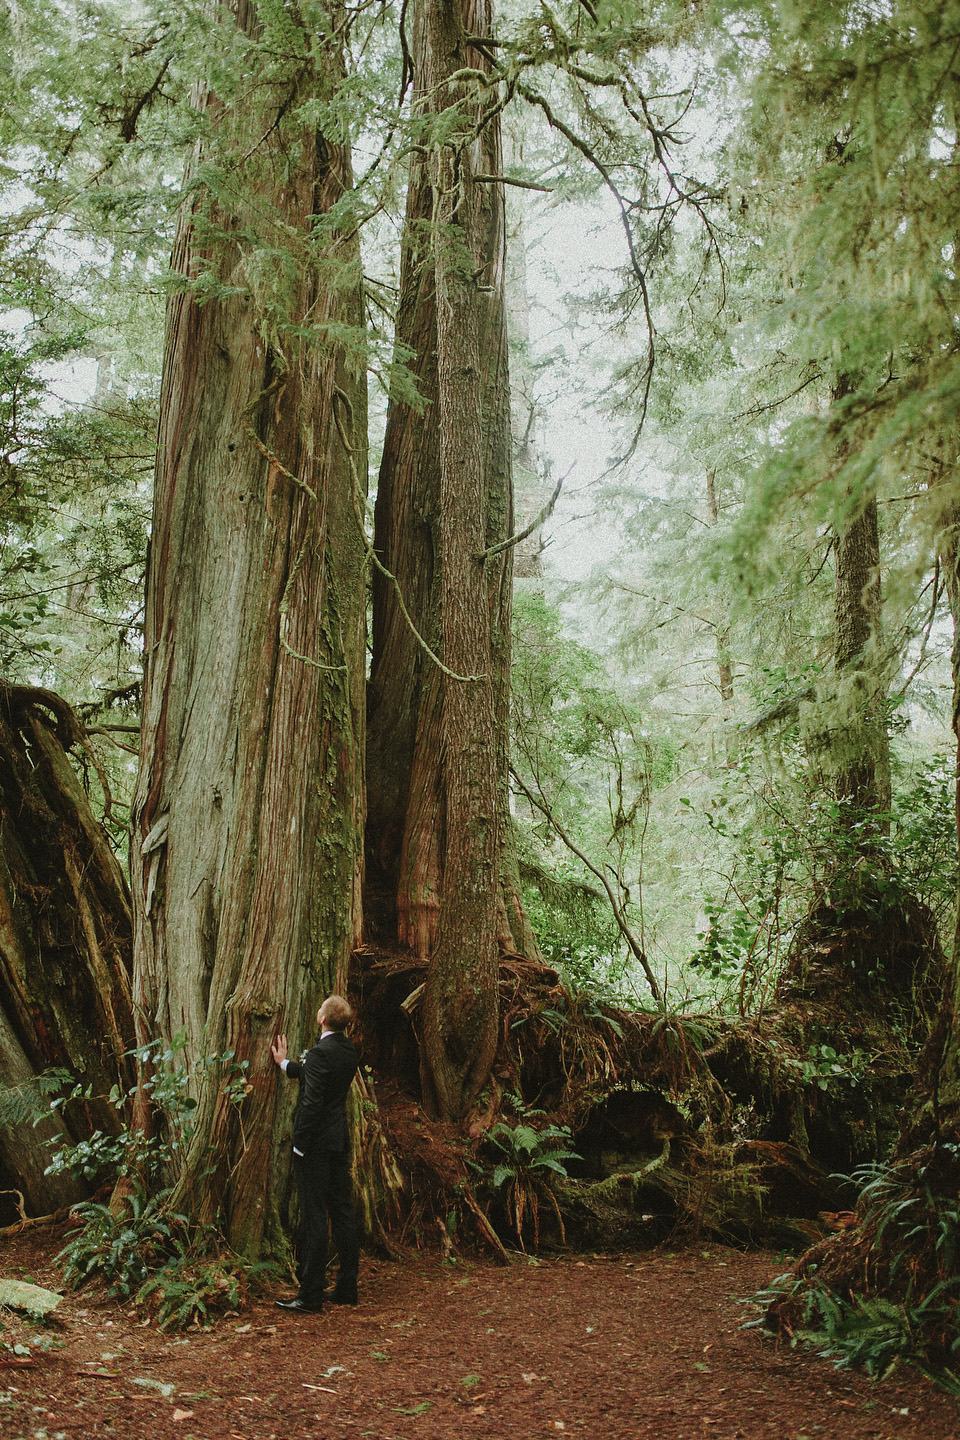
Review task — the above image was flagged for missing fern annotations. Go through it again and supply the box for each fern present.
[0,1069,72,1127]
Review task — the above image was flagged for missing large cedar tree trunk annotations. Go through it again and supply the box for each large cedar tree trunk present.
[0,686,134,1219]
[130,1,367,1256]
[830,375,891,822]
[926,499,960,1131]
[834,495,891,819]
[366,0,537,1120]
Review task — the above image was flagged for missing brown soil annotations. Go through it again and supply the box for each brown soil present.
[2,1224,958,1440]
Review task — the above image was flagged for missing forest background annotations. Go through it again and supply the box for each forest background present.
[2,0,960,1394]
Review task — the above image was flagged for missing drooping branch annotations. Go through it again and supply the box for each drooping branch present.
[476,463,572,562]
[510,765,665,1009]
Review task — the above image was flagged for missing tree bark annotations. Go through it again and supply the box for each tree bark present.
[366,0,537,1120]
[831,378,891,821]
[704,470,734,710]
[130,0,366,1256]
[926,496,960,1131]
[834,496,891,817]
[0,685,133,1218]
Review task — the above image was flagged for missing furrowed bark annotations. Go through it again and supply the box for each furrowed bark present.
[0,685,133,1219]
[834,496,891,818]
[367,0,538,1120]
[131,0,366,1256]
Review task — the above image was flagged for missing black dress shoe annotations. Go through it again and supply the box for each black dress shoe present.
[275,1297,323,1313]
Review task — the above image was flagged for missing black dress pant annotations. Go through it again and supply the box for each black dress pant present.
[293,1148,359,1305]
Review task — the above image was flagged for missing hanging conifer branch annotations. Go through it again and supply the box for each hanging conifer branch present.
[514,79,656,437]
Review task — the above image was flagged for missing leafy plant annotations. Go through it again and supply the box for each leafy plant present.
[800,1044,870,1092]
[476,1111,579,1251]
[748,1153,960,1391]
[46,1031,249,1184]
[0,1068,72,1127]
[689,903,759,982]
[57,1192,190,1298]
[46,1031,254,1326]
[137,1254,273,1331]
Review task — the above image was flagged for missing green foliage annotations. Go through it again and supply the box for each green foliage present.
[473,1101,579,1251]
[485,1118,580,1186]
[889,758,958,932]
[47,1032,255,1326]
[0,1068,72,1128]
[57,1192,190,1299]
[57,1191,266,1328]
[137,1252,272,1331]
[0,327,152,704]
[44,1124,155,1185]
[688,902,759,983]
[675,745,955,1012]
[750,1153,960,1390]
[718,0,960,530]
[760,1274,960,1394]
[519,866,625,990]
[46,1032,249,1186]
[800,1044,870,1092]
[511,587,668,1001]
[129,1030,251,1161]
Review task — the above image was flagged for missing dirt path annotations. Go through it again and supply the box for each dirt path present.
[2,1227,958,1439]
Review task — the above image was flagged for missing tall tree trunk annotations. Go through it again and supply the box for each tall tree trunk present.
[0,685,133,1219]
[704,470,734,710]
[366,0,537,1120]
[834,496,891,818]
[831,377,891,823]
[130,0,367,1257]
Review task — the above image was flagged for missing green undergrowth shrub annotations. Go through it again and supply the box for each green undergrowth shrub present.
[682,754,956,1014]
[56,1194,266,1329]
[58,1192,190,1298]
[520,869,626,992]
[47,1032,271,1328]
[471,1097,580,1251]
[0,1068,73,1128]
[747,1151,960,1393]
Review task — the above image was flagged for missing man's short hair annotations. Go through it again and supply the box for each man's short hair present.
[321,995,352,1031]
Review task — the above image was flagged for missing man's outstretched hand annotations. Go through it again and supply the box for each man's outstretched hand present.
[271,1033,289,1068]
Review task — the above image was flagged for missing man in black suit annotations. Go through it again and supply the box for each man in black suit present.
[271,994,360,1312]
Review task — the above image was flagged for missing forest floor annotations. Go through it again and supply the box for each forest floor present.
[2,1223,959,1440]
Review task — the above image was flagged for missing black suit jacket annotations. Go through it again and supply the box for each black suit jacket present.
[287,1031,359,1155]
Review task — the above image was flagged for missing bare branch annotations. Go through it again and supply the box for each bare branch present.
[476,464,573,562]
[510,764,665,1009]
[472,172,554,192]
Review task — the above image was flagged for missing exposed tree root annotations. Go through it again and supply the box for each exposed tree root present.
[0,1189,70,1237]
[348,924,939,1259]
[0,683,135,1222]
